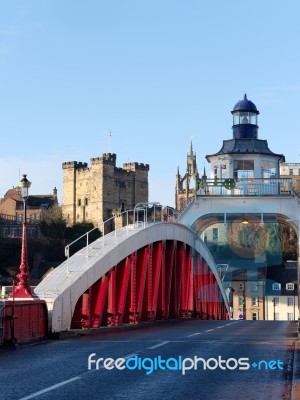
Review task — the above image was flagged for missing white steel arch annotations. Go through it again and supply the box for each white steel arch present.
[35,222,230,332]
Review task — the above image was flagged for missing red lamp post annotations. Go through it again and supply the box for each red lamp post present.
[10,174,37,299]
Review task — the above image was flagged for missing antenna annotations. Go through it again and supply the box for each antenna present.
[108,130,112,153]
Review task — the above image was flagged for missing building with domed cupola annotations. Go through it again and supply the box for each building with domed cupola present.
[205,94,285,189]
[176,95,300,321]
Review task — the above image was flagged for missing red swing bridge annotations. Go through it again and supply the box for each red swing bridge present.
[33,208,229,334]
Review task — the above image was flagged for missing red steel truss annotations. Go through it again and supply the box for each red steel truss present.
[71,240,228,329]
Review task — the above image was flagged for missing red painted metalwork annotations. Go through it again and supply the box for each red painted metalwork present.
[3,300,47,345]
[71,239,228,329]
[9,222,36,299]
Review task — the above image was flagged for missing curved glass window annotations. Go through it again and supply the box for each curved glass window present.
[233,111,257,125]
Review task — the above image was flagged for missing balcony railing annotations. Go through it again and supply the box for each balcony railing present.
[0,214,40,225]
[197,178,294,197]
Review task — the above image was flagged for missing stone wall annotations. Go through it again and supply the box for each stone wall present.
[62,153,149,230]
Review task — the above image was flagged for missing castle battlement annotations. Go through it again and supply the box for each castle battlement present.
[62,161,88,169]
[123,162,150,171]
[91,153,117,166]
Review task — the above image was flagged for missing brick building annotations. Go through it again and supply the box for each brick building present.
[62,152,149,228]
[0,187,58,238]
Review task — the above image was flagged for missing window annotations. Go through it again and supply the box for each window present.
[287,313,294,321]
[252,312,257,320]
[233,160,254,180]
[239,283,244,291]
[273,297,279,306]
[261,161,277,179]
[286,283,294,291]
[212,228,219,240]
[85,198,88,206]
[287,297,294,307]
[252,283,258,292]
[252,297,258,306]
[272,283,281,291]
[78,199,82,206]
[289,169,293,176]
[239,296,244,306]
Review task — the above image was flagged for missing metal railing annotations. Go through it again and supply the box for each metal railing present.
[197,178,294,197]
[64,204,179,272]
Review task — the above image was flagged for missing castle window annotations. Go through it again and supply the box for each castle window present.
[78,199,82,206]
[85,198,88,206]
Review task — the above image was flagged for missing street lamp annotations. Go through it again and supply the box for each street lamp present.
[10,174,36,299]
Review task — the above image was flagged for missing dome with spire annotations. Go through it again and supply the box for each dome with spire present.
[232,94,259,113]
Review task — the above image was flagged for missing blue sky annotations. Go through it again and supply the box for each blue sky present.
[1,1,300,208]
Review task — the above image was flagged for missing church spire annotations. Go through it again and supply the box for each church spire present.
[190,140,193,156]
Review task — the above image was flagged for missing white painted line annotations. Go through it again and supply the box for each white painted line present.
[147,341,169,349]
[205,329,213,332]
[187,332,201,337]
[18,377,81,400]
[217,326,225,329]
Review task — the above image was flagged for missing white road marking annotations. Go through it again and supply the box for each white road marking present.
[18,377,81,400]
[187,332,201,337]
[205,329,213,332]
[217,326,225,329]
[147,341,169,349]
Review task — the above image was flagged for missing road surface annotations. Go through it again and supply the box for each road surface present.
[0,320,296,400]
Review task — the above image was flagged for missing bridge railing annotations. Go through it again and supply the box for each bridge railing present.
[64,204,179,272]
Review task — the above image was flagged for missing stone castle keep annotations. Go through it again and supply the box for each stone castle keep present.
[62,153,149,228]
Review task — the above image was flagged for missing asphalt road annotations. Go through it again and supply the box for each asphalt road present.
[0,320,296,400]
